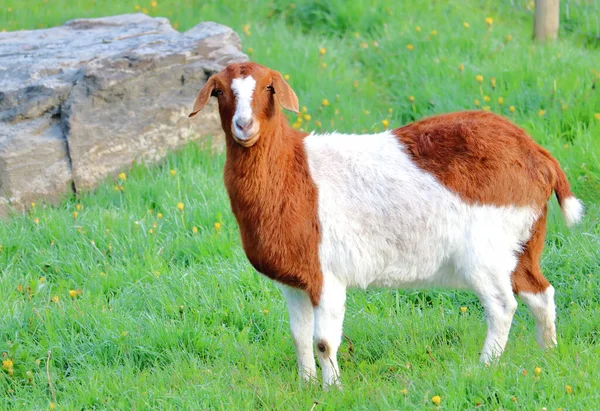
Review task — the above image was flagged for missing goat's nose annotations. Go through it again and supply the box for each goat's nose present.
[235,118,253,132]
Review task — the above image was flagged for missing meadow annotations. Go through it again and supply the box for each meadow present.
[1,0,600,409]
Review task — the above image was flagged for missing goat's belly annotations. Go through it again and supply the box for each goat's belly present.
[318,227,461,289]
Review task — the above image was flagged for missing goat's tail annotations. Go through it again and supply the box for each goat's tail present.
[550,156,584,227]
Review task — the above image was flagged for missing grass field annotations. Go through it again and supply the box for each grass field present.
[2,0,600,409]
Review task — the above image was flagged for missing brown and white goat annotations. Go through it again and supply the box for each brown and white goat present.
[189,62,583,388]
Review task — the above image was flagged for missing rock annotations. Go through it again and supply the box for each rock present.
[0,14,247,216]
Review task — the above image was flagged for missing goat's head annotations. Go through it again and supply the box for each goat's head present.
[189,62,299,148]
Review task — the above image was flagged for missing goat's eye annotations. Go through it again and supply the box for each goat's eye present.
[266,85,274,93]
[211,89,223,97]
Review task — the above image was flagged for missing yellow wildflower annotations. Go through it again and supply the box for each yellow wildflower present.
[475,74,484,83]
[490,77,496,89]
[151,0,157,7]
[262,309,269,315]
[415,26,421,32]
[409,96,415,102]
[594,113,600,121]
[538,110,546,117]
[76,203,82,210]
[483,96,490,102]
[118,172,126,180]
[459,63,464,72]
[360,42,369,49]
[353,80,359,88]
[463,22,470,29]
[431,30,437,36]
[172,22,179,30]
[50,402,55,410]
[192,226,198,234]
[34,217,40,224]
[243,24,251,36]
[170,169,176,176]
[512,396,517,403]
[460,306,467,313]
[31,202,36,208]
[284,74,290,80]
[119,185,124,191]
[505,34,512,42]
[134,4,140,11]
[321,63,327,68]
[406,44,414,51]
[474,99,480,107]
[315,120,322,127]
[51,296,60,303]
[483,106,491,112]
[431,395,441,406]
[304,114,311,121]
[177,202,184,211]
[73,211,78,219]
[382,119,389,128]
[321,99,330,107]
[565,385,572,394]
[509,106,515,113]
[69,290,77,298]
[157,212,163,219]
[114,185,120,191]
[498,97,504,105]
[214,222,221,231]
[319,47,326,55]
[388,108,393,113]
[485,17,493,26]
[247,47,254,54]
[2,359,13,373]
[40,276,46,283]
[534,367,542,376]
[401,388,408,395]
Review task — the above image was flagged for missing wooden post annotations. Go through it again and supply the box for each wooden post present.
[534,0,560,41]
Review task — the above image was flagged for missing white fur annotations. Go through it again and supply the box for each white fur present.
[278,284,317,381]
[561,196,584,227]
[519,286,557,349]
[231,76,256,140]
[301,130,541,381]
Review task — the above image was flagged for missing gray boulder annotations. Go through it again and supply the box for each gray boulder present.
[0,14,247,216]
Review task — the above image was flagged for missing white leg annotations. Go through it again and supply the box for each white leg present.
[519,285,557,349]
[279,285,317,381]
[313,273,346,389]
[477,280,518,364]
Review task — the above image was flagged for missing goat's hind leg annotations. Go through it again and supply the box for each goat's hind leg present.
[279,285,317,382]
[467,255,519,364]
[512,210,557,350]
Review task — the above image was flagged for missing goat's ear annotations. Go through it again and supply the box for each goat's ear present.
[189,76,216,118]
[271,71,299,114]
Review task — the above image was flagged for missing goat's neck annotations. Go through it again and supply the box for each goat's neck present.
[224,115,309,207]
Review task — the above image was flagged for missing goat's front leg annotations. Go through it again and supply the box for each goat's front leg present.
[313,273,347,389]
[279,284,317,382]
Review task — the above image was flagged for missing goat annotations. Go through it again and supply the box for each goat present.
[189,62,584,388]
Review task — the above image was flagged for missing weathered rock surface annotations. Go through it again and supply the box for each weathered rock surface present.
[0,14,247,217]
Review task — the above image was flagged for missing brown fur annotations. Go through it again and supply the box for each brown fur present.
[190,63,322,305]
[392,111,574,293]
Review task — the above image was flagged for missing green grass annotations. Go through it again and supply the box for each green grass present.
[1,0,600,409]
